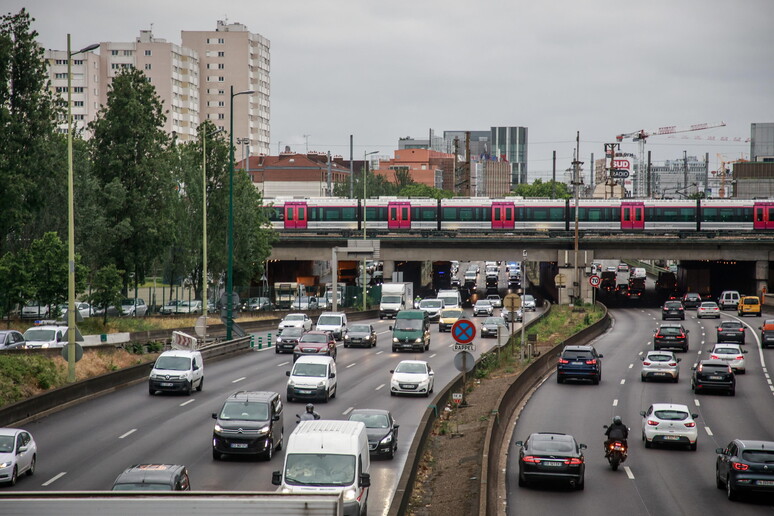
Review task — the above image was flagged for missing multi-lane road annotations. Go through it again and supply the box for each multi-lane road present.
[506,304,774,514]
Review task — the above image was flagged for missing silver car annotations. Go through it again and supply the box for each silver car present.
[640,350,681,382]
[473,300,493,317]
[521,295,536,311]
[708,343,748,374]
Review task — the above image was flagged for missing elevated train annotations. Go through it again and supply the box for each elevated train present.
[267,197,774,234]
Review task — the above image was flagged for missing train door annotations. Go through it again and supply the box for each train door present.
[621,202,644,230]
[753,202,774,230]
[284,201,308,229]
[491,202,515,229]
[388,202,411,229]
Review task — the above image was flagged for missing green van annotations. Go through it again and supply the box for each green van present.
[390,309,430,352]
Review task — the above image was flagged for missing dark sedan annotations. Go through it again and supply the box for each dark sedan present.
[760,319,774,348]
[344,323,377,348]
[480,316,506,338]
[348,408,399,459]
[662,300,685,320]
[682,292,702,309]
[275,326,305,354]
[716,439,774,501]
[515,432,586,490]
[692,359,735,396]
[653,324,689,352]
[716,320,746,344]
[556,345,603,384]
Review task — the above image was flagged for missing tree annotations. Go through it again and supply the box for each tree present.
[333,167,398,198]
[0,250,30,324]
[509,179,571,198]
[88,68,176,294]
[86,264,124,325]
[399,183,454,199]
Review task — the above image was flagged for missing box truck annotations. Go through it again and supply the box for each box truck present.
[379,282,413,320]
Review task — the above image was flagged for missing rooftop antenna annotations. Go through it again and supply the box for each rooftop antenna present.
[303,134,311,153]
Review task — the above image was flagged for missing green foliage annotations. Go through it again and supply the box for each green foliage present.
[474,351,501,379]
[0,251,29,318]
[333,167,400,198]
[509,178,571,199]
[27,232,88,312]
[0,354,66,405]
[86,264,124,325]
[399,183,454,199]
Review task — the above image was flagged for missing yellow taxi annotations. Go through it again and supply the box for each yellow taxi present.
[737,296,761,317]
[438,308,464,332]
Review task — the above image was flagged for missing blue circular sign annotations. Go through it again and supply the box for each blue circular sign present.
[451,319,476,345]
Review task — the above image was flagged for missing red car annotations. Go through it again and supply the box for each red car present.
[293,331,337,362]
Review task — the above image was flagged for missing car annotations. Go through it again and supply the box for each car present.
[514,432,586,490]
[148,350,204,396]
[486,294,502,308]
[159,299,185,315]
[463,270,478,284]
[285,355,337,403]
[521,295,536,311]
[316,312,348,340]
[291,296,319,311]
[111,464,191,491]
[120,298,148,317]
[473,299,494,317]
[681,292,702,309]
[716,439,774,501]
[0,330,25,351]
[22,324,70,349]
[480,316,506,338]
[697,301,721,319]
[243,296,273,311]
[348,408,399,459]
[738,296,761,317]
[418,298,445,321]
[716,320,746,344]
[759,319,774,348]
[691,359,736,395]
[438,308,464,332]
[640,350,681,382]
[556,345,603,384]
[718,290,741,310]
[20,301,49,319]
[211,391,284,461]
[661,300,685,320]
[293,331,337,362]
[275,326,305,354]
[653,323,689,352]
[502,307,523,323]
[617,263,629,273]
[708,343,748,373]
[467,264,480,274]
[390,360,434,397]
[450,276,461,288]
[344,323,377,348]
[0,427,36,486]
[278,313,313,332]
[606,266,617,272]
[176,300,203,314]
[59,301,92,319]
[640,403,699,450]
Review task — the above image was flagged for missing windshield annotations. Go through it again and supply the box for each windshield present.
[420,300,443,309]
[439,296,458,305]
[219,401,269,421]
[719,322,741,329]
[350,413,390,429]
[23,328,56,342]
[646,353,673,362]
[395,362,427,374]
[659,327,683,335]
[292,363,328,377]
[523,295,535,303]
[284,454,355,486]
[280,327,304,337]
[349,325,370,333]
[742,450,774,463]
[318,316,342,326]
[154,356,191,371]
[0,435,14,452]
[654,410,689,421]
[285,314,305,321]
[475,301,491,307]
[112,483,173,491]
[713,346,739,355]
[394,319,422,331]
[700,302,717,308]
[300,334,328,343]
[382,295,402,303]
[484,317,505,326]
[441,309,462,319]
[562,350,593,360]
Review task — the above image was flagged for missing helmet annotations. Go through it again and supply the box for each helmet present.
[306,403,315,413]
[613,415,622,424]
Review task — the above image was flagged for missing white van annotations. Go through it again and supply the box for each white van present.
[286,355,337,403]
[273,420,371,516]
[437,289,461,310]
[718,290,741,310]
[148,350,204,395]
[316,312,348,340]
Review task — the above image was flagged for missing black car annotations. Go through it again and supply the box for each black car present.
[111,464,191,491]
[691,360,736,396]
[348,408,399,459]
[275,326,305,354]
[653,323,689,352]
[556,345,603,384]
[716,320,746,344]
[716,439,774,501]
[344,323,377,348]
[480,316,506,338]
[212,391,284,460]
[0,330,25,351]
[682,292,702,309]
[515,432,586,490]
[662,300,685,320]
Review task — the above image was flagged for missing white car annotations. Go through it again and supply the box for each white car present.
[390,360,434,397]
[59,302,92,319]
[120,298,148,317]
[159,300,185,315]
[20,301,49,320]
[279,313,313,331]
[521,295,536,311]
[473,300,494,317]
[486,294,502,308]
[22,324,72,349]
[708,343,748,373]
[177,300,203,314]
[0,428,37,486]
[697,301,721,319]
[640,403,699,451]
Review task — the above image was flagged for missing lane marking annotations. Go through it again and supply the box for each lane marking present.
[613,399,618,406]
[694,399,701,407]
[705,427,714,436]
[638,351,644,356]
[232,377,246,383]
[620,379,626,385]
[346,363,356,368]
[430,353,437,358]
[375,383,385,391]
[342,407,354,416]
[119,429,137,439]
[628,364,633,369]
[42,472,66,486]
[624,466,635,479]
[180,399,195,407]
[277,361,289,367]
[375,351,383,355]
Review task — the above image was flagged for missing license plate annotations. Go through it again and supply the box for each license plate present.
[654,372,668,376]
[573,361,584,365]
[709,376,723,380]
[298,390,312,394]
[663,435,680,440]
[231,443,248,448]
[665,336,675,340]
[160,382,173,387]
[757,480,774,486]
[542,461,563,467]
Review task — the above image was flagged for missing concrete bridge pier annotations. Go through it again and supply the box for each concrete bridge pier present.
[756,260,769,297]
[382,260,395,282]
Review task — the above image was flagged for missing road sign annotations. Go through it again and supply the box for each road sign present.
[452,393,463,404]
[589,275,601,288]
[555,273,566,287]
[453,351,475,372]
[61,342,83,363]
[504,293,521,311]
[454,343,476,352]
[451,319,476,345]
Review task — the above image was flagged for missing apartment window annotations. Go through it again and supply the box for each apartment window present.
[73,59,83,65]
[218,89,225,95]
[145,63,152,70]
[123,50,132,56]
[218,101,225,107]
[55,73,67,79]
[218,76,224,82]
[218,63,225,69]
[111,63,120,69]
[73,101,84,107]
[55,59,67,65]
[218,113,225,120]
[73,87,84,93]
[218,38,224,44]
[74,114,85,120]
[111,50,118,55]
[218,51,225,57]
[145,50,152,56]
[55,86,67,93]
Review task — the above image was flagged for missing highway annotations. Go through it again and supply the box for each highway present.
[6,261,536,516]
[505,304,774,514]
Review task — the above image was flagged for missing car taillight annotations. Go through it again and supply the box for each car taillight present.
[564,457,584,465]
[717,328,722,332]
[585,359,597,365]
[655,334,663,339]
[710,354,720,360]
[732,462,749,471]
[679,333,685,338]
[684,422,696,428]
[679,307,684,311]
[739,328,745,332]
[643,361,652,366]
[559,358,569,364]
[647,419,659,426]
[735,355,744,360]
[668,362,678,366]
[522,456,541,463]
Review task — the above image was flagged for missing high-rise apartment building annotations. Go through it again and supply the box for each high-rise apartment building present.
[45,49,101,137]
[751,123,774,162]
[491,126,528,188]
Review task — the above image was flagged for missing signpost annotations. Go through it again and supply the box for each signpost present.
[451,320,477,406]
[452,392,463,405]
[503,293,521,357]
[589,275,601,288]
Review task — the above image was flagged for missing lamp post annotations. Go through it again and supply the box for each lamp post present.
[362,150,379,310]
[201,126,223,333]
[66,35,99,383]
[227,86,254,340]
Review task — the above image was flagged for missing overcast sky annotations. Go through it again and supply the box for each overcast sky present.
[7,0,773,180]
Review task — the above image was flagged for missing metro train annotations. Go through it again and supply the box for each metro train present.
[266,197,774,234]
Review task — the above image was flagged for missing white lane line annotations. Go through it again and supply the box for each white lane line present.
[448,343,454,348]
[375,383,385,391]
[765,373,770,379]
[613,399,618,407]
[628,364,633,369]
[277,361,289,367]
[180,399,195,407]
[342,407,354,416]
[430,353,437,358]
[346,363,356,368]
[376,351,383,355]
[638,351,644,356]
[767,378,773,385]
[42,472,66,486]
[705,427,714,436]
[694,399,701,407]
[119,429,137,439]
[624,466,635,480]
[232,377,246,383]
[620,379,626,385]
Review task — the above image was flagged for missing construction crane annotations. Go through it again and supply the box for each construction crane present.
[715,153,748,198]
[615,121,727,196]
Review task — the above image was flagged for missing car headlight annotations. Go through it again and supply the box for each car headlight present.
[342,488,357,501]
[344,335,350,340]
[214,423,223,432]
[287,379,295,387]
[318,381,326,388]
[380,434,393,445]
[257,424,270,435]
[393,337,399,343]
[0,461,11,468]
[414,338,422,343]
[281,486,293,494]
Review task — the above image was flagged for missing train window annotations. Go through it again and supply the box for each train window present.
[266,207,283,221]
[365,206,388,221]
[579,207,613,222]
[702,207,751,223]
[415,207,436,221]
[649,207,695,222]
[442,207,458,220]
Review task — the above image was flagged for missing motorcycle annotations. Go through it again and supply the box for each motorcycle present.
[603,424,629,471]
[296,412,320,424]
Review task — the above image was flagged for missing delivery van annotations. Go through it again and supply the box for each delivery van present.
[390,309,430,352]
[286,355,337,403]
[273,420,371,516]
[148,350,204,396]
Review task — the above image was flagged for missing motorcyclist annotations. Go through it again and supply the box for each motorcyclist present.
[604,415,629,455]
[298,403,321,422]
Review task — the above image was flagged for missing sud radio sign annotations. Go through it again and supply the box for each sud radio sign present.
[610,157,632,179]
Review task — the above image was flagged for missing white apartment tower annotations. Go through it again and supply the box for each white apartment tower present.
[45,49,101,138]
[182,20,271,155]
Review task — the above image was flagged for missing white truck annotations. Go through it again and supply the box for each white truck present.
[437,289,461,310]
[379,282,413,320]
[273,420,371,516]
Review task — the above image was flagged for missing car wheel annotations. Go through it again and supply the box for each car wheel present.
[729,387,735,396]
[149,386,155,396]
[212,449,221,461]
[264,438,273,461]
[673,376,679,383]
[392,347,398,353]
[390,391,396,397]
[576,475,585,490]
[518,473,527,487]
[641,376,647,382]
[197,377,203,392]
[331,384,336,399]
[592,374,600,385]
[186,381,193,396]
[643,432,651,448]
[387,444,395,460]
[557,375,563,384]
[689,441,697,451]
[727,477,738,501]
[275,347,280,354]
[322,389,330,403]
[9,466,17,486]
[27,455,35,476]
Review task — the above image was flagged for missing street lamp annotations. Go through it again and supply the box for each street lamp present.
[362,150,379,310]
[66,34,99,383]
[201,126,223,335]
[227,86,254,340]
